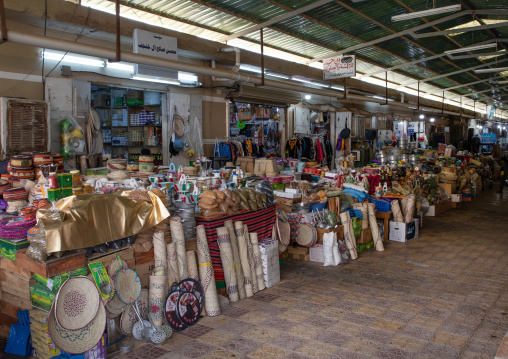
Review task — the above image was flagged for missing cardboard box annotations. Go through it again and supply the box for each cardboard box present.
[236,156,255,172]
[135,260,155,288]
[414,212,423,228]
[287,246,309,255]
[309,244,324,263]
[439,183,453,196]
[389,220,418,242]
[425,200,453,216]
[275,196,302,206]
[451,194,462,202]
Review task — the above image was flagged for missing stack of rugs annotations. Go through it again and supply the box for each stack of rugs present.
[215,220,271,302]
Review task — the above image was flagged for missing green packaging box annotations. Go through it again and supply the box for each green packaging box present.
[57,173,72,188]
[0,238,29,260]
[61,187,72,198]
[47,188,61,202]
[30,283,56,312]
[33,266,88,293]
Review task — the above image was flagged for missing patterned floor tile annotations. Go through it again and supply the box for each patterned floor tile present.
[381,311,414,323]
[269,332,309,351]
[238,311,271,325]
[244,326,282,343]
[358,327,395,343]
[431,332,469,349]
[329,348,372,359]
[287,323,320,340]
[329,320,366,336]
[198,347,242,359]
[389,334,427,352]
[370,318,405,333]
[126,344,168,359]
[222,305,251,318]
[305,315,336,329]
[343,313,376,326]
[247,344,292,358]
[222,337,263,355]
[419,342,461,359]
[279,309,313,322]
[219,319,256,335]
[397,325,436,341]
[376,345,415,359]
[341,337,383,357]
[197,329,239,346]
[295,340,340,358]
[315,330,352,346]
[181,324,214,338]
[172,340,216,358]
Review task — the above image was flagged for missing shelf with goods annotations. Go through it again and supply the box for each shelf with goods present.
[228,102,282,156]
[91,85,164,161]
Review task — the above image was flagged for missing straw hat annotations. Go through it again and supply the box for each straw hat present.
[173,113,185,137]
[266,172,278,177]
[120,289,148,335]
[54,276,100,331]
[49,301,106,354]
[278,241,288,254]
[115,269,141,304]
[277,218,291,246]
[296,223,317,247]
[105,294,126,318]
[225,162,235,168]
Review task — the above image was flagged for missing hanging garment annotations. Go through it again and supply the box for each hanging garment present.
[316,138,324,162]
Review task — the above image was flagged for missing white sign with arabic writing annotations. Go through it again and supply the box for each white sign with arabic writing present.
[323,55,356,80]
[133,29,178,61]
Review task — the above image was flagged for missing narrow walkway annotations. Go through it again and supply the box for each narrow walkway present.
[151,188,508,359]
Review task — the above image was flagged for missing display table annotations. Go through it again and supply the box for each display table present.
[375,211,392,242]
[196,205,276,282]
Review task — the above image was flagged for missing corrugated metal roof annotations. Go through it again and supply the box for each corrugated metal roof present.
[81,0,508,112]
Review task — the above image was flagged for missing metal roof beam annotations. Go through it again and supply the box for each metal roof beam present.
[400,58,508,87]
[307,10,468,63]
[427,76,503,95]
[466,86,508,97]
[307,9,508,63]
[220,0,333,43]
[356,54,445,79]
[410,21,508,39]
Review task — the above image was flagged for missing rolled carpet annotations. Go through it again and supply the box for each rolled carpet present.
[196,225,221,316]
[224,220,246,300]
[217,226,239,302]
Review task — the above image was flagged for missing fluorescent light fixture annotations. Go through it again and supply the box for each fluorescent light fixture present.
[178,72,198,83]
[419,114,425,119]
[504,126,506,130]
[106,61,134,72]
[474,67,508,74]
[43,51,104,67]
[444,43,497,55]
[239,64,261,73]
[305,94,311,100]
[131,75,180,85]
[392,4,461,22]
[496,81,508,84]
[331,85,344,91]
[498,125,501,129]
[430,117,435,122]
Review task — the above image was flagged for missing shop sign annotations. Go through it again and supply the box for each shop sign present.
[323,55,356,80]
[133,29,178,61]
[482,132,496,144]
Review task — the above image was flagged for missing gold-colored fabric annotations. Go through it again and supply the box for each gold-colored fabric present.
[37,192,170,253]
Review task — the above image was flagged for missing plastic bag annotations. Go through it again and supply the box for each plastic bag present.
[26,224,48,262]
[59,115,86,158]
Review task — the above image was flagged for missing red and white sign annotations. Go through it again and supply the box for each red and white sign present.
[323,55,356,80]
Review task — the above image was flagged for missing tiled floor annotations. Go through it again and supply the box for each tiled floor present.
[3,188,506,359]
[112,188,508,358]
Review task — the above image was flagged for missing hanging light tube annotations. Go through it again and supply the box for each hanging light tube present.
[392,4,461,22]
[474,67,508,74]
[131,75,180,85]
[444,43,497,55]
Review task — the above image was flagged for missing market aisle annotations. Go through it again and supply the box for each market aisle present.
[121,189,508,358]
